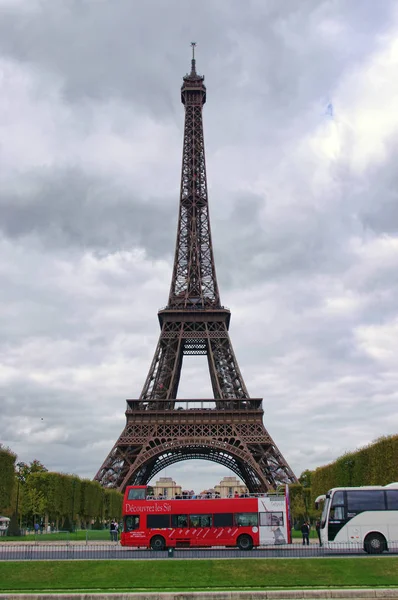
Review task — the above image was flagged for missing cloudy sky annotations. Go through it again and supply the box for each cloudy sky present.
[1,0,398,492]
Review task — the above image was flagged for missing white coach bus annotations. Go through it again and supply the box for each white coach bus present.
[315,483,398,553]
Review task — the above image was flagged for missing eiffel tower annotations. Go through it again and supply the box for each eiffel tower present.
[95,45,297,492]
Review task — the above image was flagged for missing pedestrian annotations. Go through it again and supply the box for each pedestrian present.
[34,522,40,535]
[301,521,310,546]
[114,520,119,542]
[316,520,322,546]
[109,520,116,542]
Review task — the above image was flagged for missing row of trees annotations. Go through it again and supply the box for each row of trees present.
[0,446,16,515]
[0,445,122,534]
[20,471,123,531]
[310,434,398,501]
[277,434,398,525]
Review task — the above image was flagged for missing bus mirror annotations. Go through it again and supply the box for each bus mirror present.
[314,494,326,511]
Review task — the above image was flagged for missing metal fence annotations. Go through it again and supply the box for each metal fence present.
[1,541,398,561]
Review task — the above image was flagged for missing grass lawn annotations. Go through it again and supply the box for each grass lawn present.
[0,558,397,592]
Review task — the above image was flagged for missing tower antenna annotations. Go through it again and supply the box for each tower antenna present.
[190,41,197,74]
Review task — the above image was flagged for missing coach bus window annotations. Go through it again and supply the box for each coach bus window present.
[347,490,385,512]
[235,513,258,527]
[260,512,284,527]
[189,514,212,528]
[386,490,398,510]
[125,515,140,531]
[171,514,188,528]
[213,513,233,527]
[127,488,146,500]
[330,506,344,520]
[147,515,170,529]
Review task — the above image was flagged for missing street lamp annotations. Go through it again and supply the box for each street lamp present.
[13,462,24,536]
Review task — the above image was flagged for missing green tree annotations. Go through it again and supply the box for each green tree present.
[299,470,312,488]
[17,460,47,484]
[289,484,307,526]
[104,489,123,522]
[25,483,45,525]
[0,445,16,515]
[79,480,103,528]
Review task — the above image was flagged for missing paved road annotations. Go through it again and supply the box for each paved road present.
[2,542,397,560]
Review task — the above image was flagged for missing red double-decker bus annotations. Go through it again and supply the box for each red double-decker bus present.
[121,486,291,550]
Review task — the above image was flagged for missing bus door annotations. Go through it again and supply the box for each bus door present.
[327,491,348,542]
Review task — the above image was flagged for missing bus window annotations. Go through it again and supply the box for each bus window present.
[125,515,140,531]
[260,512,284,526]
[386,490,398,510]
[171,514,188,528]
[235,513,258,527]
[213,513,233,527]
[127,488,146,500]
[347,490,385,512]
[189,514,212,528]
[330,506,344,520]
[147,515,170,529]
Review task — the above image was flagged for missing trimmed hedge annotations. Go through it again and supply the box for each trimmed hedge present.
[311,434,398,501]
[24,472,122,525]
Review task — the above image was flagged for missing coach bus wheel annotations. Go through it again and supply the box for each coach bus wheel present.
[364,533,386,554]
[237,534,253,551]
[150,535,166,551]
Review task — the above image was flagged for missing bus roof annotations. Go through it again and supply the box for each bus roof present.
[328,483,398,493]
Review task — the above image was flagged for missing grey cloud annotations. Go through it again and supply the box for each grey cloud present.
[0,168,176,257]
[214,191,351,290]
[0,0,394,132]
[354,151,398,236]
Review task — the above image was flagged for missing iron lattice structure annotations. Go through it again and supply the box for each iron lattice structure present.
[95,49,297,492]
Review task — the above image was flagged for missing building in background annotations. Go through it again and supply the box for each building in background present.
[214,476,247,498]
[151,477,182,498]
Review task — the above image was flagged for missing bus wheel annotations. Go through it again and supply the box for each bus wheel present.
[150,535,166,551]
[237,534,253,551]
[364,533,386,554]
